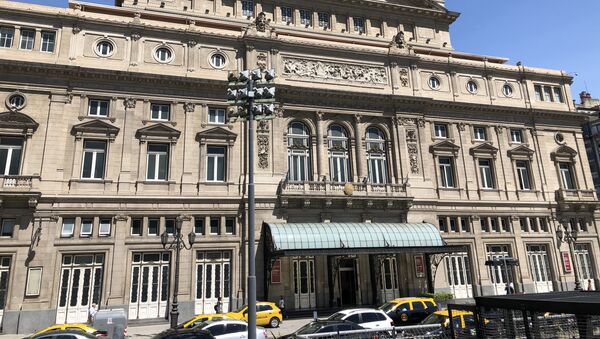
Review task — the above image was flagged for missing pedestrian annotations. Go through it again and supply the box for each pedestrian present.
[88,303,98,325]
[214,297,223,314]
[278,296,286,320]
[588,280,594,291]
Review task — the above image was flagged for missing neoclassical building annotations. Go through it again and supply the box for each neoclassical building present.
[0,0,598,334]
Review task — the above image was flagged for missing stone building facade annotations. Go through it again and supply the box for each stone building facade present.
[0,0,598,333]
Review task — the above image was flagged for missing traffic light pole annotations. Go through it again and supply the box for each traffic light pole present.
[246,79,257,339]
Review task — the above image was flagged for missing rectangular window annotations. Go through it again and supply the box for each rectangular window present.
[439,157,455,188]
[225,217,235,235]
[318,13,330,28]
[553,87,563,103]
[516,160,532,190]
[510,129,523,143]
[473,127,486,141]
[434,124,448,138]
[520,217,528,232]
[207,146,226,182]
[19,29,35,50]
[99,218,111,236]
[81,140,106,180]
[80,219,93,237]
[449,218,458,232]
[131,218,143,236]
[210,217,220,235]
[194,217,205,235]
[539,218,548,232]
[438,218,447,233]
[480,218,489,233]
[460,218,470,233]
[61,218,75,238]
[530,218,539,232]
[165,218,175,235]
[151,104,170,121]
[208,108,226,124]
[543,86,553,102]
[241,0,254,17]
[0,219,15,237]
[88,99,110,117]
[501,218,511,232]
[559,162,576,190]
[147,144,169,181]
[281,7,293,23]
[40,31,56,52]
[353,17,365,33]
[478,159,495,189]
[534,85,543,101]
[300,9,312,26]
[0,27,14,48]
[490,218,499,232]
[0,136,24,176]
[148,218,159,236]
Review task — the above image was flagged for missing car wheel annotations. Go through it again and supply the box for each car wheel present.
[269,317,280,328]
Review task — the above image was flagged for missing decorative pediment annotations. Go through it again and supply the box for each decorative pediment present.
[71,119,120,141]
[0,111,39,137]
[196,127,237,145]
[430,140,460,156]
[135,123,181,143]
[470,143,499,158]
[507,144,535,160]
[551,145,578,161]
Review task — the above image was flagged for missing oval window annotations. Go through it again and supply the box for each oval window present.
[155,47,173,63]
[210,53,226,69]
[428,76,440,90]
[466,80,478,94]
[502,84,513,97]
[8,94,26,110]
[96,40,114,57]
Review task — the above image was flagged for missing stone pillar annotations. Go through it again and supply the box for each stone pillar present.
[316,111,326,180]
[354,114,365,180]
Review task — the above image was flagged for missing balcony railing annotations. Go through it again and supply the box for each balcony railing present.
[280,180,408,198]
[1,176,36,190]
[555,188,597,202]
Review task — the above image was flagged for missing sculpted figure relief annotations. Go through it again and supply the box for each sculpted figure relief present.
[283,58,388,85]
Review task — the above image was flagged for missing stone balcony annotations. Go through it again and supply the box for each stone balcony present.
[0,175,42,207]
[555,188,599,212]
[279,180,413,210]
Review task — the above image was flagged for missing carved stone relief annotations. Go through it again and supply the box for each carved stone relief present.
[282,58,388,85]
[257,135,269,169]
[399,68,410,87]
[407,144,420,174]
[257,52,268,70]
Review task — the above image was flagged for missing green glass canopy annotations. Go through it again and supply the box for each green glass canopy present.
[264,222,452,256]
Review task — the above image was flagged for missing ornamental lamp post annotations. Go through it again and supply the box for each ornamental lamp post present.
[226,68,276,339]
[161,215,196,328]
[557,221,581,290]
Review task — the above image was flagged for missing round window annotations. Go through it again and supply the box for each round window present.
[428,76,440,90]
[95,40,115,57]
[502,84,514,97]
[466,80,478,94]
[7,94,26,110]
[210,53,226,69]
[155,47,173,63]
[555,132,565,144]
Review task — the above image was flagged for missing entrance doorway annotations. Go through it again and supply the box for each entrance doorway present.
[195,251,231,314]
[445,253,473,299]
[379,257,399,302]
[527,245,553,293]
[338,258,357,306]
[575,244,596,290]
[56,254,104,324]
[129,252,170,320]
[486,245,513,295]
[0,257,11,326]
[293,258,316,309]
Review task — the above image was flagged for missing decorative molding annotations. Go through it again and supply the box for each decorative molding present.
[0,111,40,137]
[407,144,420,174]
[187,40,197,47]
[257,120,270,134]
[115,214,129,221]
[282,58,388,85]
[71,119,120,141]
[399,68,410,87]
[391,31,406,49]
[72,26,82,34]
[316,111,325,121]
[124,97,136,109]
[494,126,504,134]
[196,127,237,145]
[131,33,141,41]
[257,135,269,169]
[256,52,268,70]
[183,102,196,113]
[136,123,181,144]
[457,122,466,131]
[354,114,363,124]
[406,129,417,142]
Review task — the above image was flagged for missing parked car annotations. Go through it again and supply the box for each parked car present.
[225,302,282,328]
[153,328,215,339]
[178,314,233,329]
[327,308,394,329]
[28,330,99,339]
[28,324,106,338]
[194,319,268,339]
[379,297,438,325]
[421,310,488,338]
[280,320,365,339]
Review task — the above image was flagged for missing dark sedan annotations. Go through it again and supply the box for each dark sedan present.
[280,320,365,339]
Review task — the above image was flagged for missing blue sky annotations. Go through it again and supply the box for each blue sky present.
[12,0,600,102]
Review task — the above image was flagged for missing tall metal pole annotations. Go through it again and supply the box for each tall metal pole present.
[170,225,181,329]
[569,240,582,290]
[247,79,257,339]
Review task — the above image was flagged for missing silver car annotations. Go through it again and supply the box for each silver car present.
[195,319,268,339]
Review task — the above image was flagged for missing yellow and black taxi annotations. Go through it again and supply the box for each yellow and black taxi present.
[28,324,106,338]
[378,297,438,325]
[178,314,232,329]
[225,301,283,328]
[421,310,491,338]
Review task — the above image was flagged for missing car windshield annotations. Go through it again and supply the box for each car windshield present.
[327,313,346,321]
[422,314,448,325]
[296,323,325,335]
[379,303,397,313]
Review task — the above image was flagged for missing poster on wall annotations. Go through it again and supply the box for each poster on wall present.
[271,259,281,284]
[561,252,572,273]
[414,255,425,278]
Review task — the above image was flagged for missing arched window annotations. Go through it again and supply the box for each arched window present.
[327,124,350,182]
[366,127,388,184]
[287,122,311,181]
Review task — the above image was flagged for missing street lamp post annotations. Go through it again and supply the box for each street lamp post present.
[557,222,581,290]
[161,215,196,329]
[226,69,276,339]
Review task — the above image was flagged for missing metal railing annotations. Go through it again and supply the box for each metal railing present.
[295,324,448,339]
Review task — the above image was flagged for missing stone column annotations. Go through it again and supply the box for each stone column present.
[316,111,326,180]
[354,114,365,180]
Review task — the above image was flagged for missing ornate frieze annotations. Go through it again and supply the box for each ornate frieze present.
[282,58,388,85]
[257,135,269,169]
[407,144,420,174]
[399,68,410,87]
